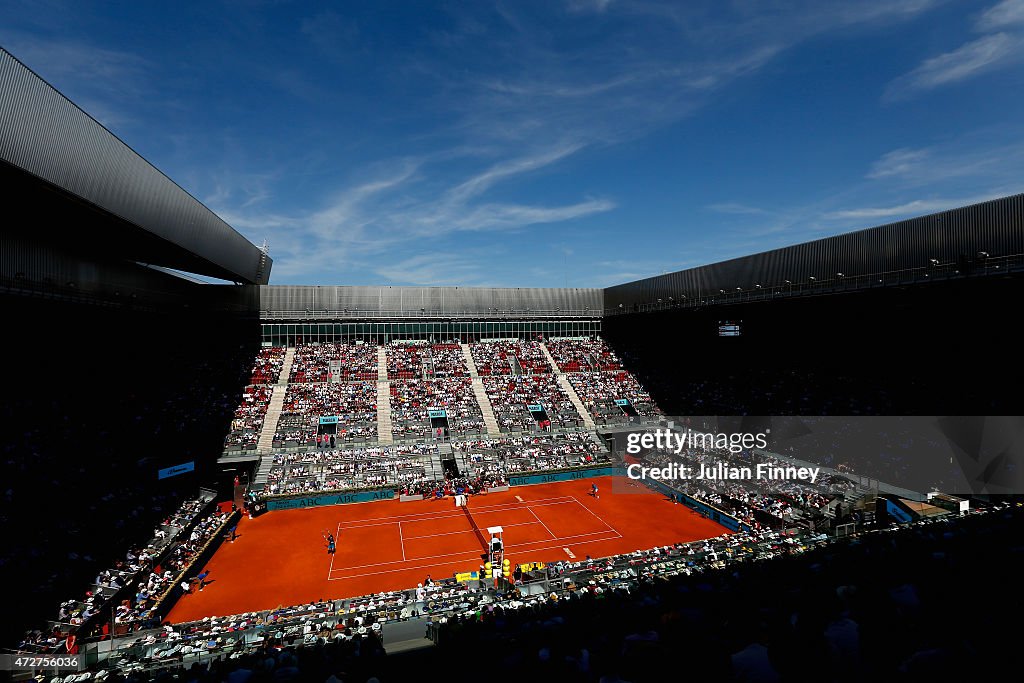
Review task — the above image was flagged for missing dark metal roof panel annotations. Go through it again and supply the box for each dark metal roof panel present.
[0,48,271,284]
[604,194,1024,308]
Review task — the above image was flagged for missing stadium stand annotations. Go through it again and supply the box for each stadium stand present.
[247,347,285,385]
[389,378,485,438]
[482,374,586,431]
[568,370,662,424]
[266,444,438,495]
[546,338,623,372]
[27,503,1023,681]
[470,340,553,376]
[273,382,378,448]
[288,343,378,384]
[223,385,274,451]
[386,342,427,380]
[427,342,470,377]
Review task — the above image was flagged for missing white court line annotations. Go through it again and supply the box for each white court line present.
[329,532,622,581]
[570,495,620,534]
[397,521,406,561]
[506,527,622,549]
[328,528,621,576]
[515,495,523,502]
[337,498,579,530]
[330,495,576,528]
[526,506,557,540]
[336,497,576,529]
[354,495,574,523]
[404,520,541,541]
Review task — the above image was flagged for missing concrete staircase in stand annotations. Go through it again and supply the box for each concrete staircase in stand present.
[377,346,389,382]
[471,377,501,436]
[556,374,596,430]
[376,346,394,443]
[376,380,394,444]
[538,341,560,374]
[277,347,296,385]
[461,342,478,377]
[257,348,294,452]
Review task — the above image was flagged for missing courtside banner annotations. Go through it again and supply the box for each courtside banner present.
[267,488,395,510]
[158,461,194,480]
[507,466,620,487]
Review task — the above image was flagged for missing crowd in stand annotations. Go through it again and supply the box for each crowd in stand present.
[638,444,850,528]
[70,504,1024,682]
[390,378,484,437]
[260,434,608,498]
[546,338,622,373]
[273,382,378,447]
[428,343,469,377]
[460,433,608,477]
[289,343,378,383]
[224,339,665,454]
[470,340,552,376]
[427,505,1020,682]
[400,472,506,498]
[386,343,426,380]
[770,415,964,494]
[568,371,662,422]
[266,445,437,495]
[483,375,582,431]
[247,347,285,385]
[2,319,254,653]
[223,385,274,450]
[19,497,217,654]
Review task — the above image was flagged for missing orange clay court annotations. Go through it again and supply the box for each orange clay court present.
[167,477,729,622]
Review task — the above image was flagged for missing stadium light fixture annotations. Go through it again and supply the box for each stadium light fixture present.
[809,276,816,281]
[977,251,990,259]
[755,284,762,289]
[836,273,844,278]
[929,258,940,266]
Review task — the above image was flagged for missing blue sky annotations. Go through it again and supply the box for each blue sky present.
[2,0,1023,287]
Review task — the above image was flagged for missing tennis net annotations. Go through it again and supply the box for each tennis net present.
[462,499,488,551]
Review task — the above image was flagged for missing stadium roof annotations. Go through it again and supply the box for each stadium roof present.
[0,47,271,285]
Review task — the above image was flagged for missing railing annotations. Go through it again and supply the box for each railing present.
[605,254,1024,315]
[261,309,601,320]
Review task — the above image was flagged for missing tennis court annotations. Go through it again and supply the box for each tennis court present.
[166,477,729,623]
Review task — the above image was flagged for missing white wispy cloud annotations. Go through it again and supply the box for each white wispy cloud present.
[446,145,584,204]
[866,148,930,178]
[885,0,1024,101]
[372,252,489,286]
[976,0,1024,31]
[706,202,772,216]
[0,34,151,129]
[863,134,1024,187]
[824,194,1005,220]
[886,32,1021,99]
[214,143,615,281]
[443,199,615,232]
[566,0,615,14]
